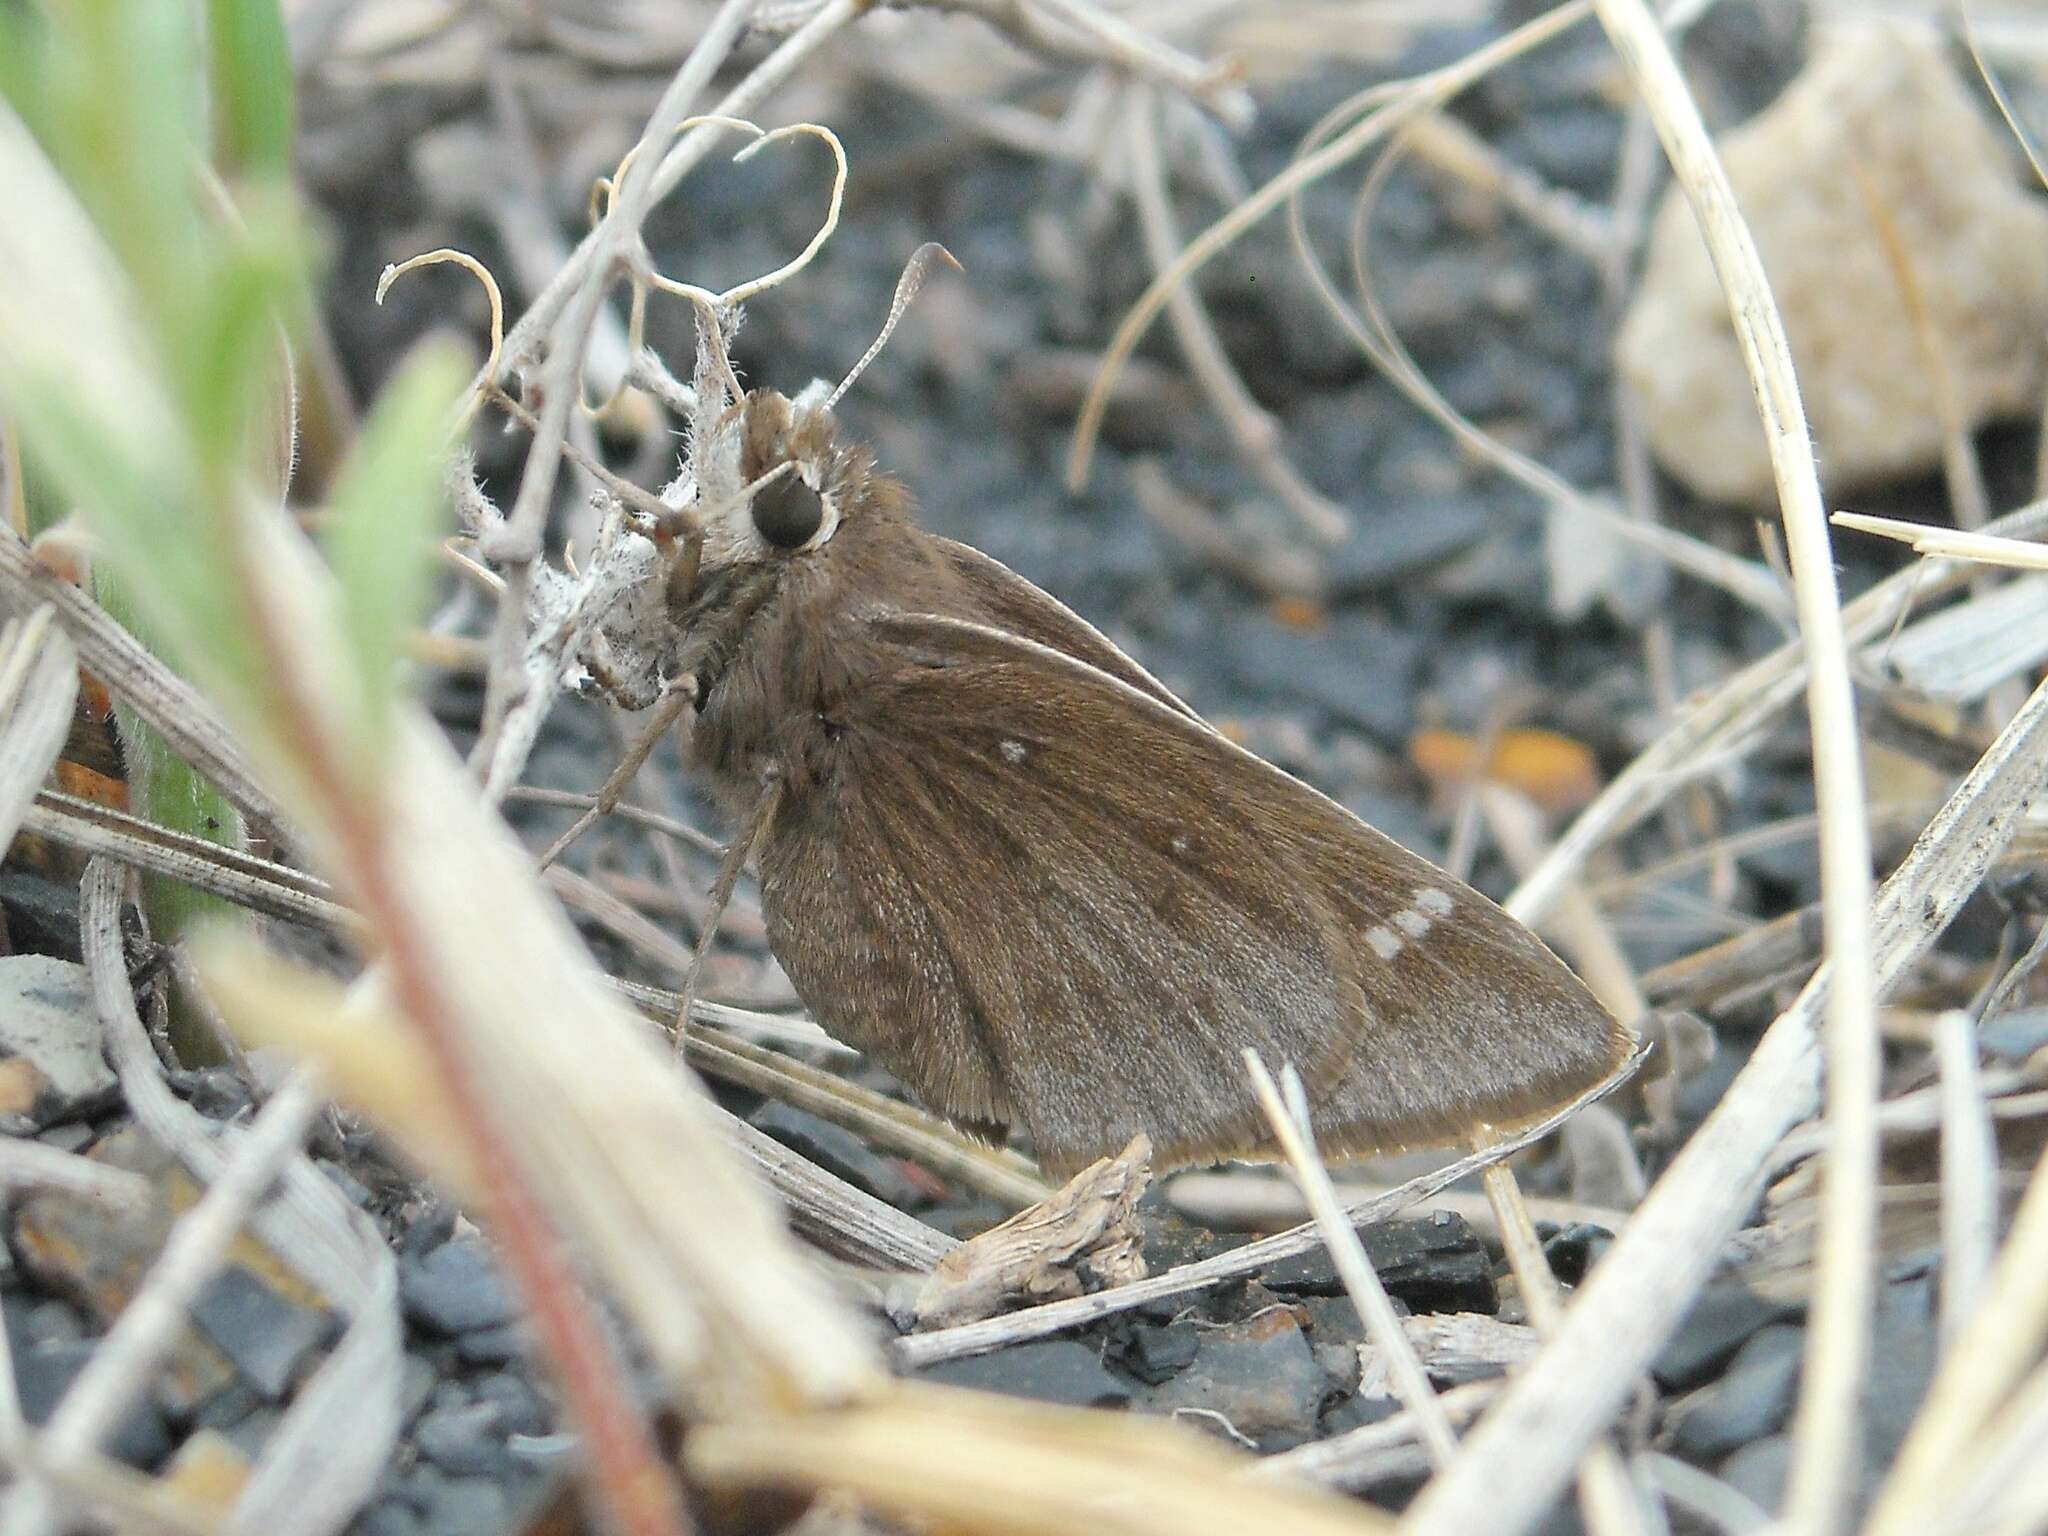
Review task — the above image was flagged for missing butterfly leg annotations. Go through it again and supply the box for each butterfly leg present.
[534,682,696,871]
[673,771,783,1049]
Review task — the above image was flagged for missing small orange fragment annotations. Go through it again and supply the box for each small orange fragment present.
[1408,726,1601,817]
[53,761,128,810]
[1268,595,1326,631]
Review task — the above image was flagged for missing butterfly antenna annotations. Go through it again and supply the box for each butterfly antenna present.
[823,242,963,411]
[674,774,783,1049]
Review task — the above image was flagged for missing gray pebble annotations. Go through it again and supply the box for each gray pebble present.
[919,1339,1130,1410]
[352,1503,423,1536]
[15,1340,171,1467]
[469,1372,551,1437]
[406,1469,510,1536]
[455,1321,529,1365]
[190,1265,336,1398]
[1718,1433,1792,1510]
[1669,1324,1803,1460]
[400,1237,515,1335]
[413,1401,512,1478]
[1144,1311,1328,1450]
[1653,1285,1799,1390]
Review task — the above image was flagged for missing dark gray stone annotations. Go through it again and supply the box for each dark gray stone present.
[1718,1433,1792,1510]
[750,1100,925,1210]
[191,1264,337,1398]
[1261,1212,1497,1316]
[353,1502,423,1536]
[405,1470,510,1536]
[1326,501,1496,593]
[1112,1322,1199,1386]
[1203,609,1422,745]
[0,870,82,961]
[1653,1285,1800,1390]
[469,1371,552,1436]
[1321,1393,1400,1437]
[1143,1311,1328,1450]
[919,1339,1130,1409]
[400,1237,515,1335]
[1866,1276,1939,1474]
[399,1355,437,1424]
[414,1401,513,1477]
[15,1340,172,1467]
[1979,1006,2048,1061]
[455,1321,529,1365]
[1669,1324,1803,1460]
[1540,1223,1614,1287]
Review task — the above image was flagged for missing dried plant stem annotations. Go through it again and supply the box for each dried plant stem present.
[1124,85,1347,544]
[1868,1144,2048,1534]
[1406,670,2048,1536]
[1585,7,1876,1526]
[511,783,726,861]
[897,1050,1639,1369]
[315,800,692,1536]
[474,0,756,788]
[215,479,693,1535]
[1933,1010,1997,1355]
[1244,1053,1455,1468]
[487,0,865,403]
[1513,509,2048,933]
[28,1075,320,1525]
[0,528,280,828]
[0,1140,150,1210]
[1482,1163,1649,1536]
[1069,0,1593,490]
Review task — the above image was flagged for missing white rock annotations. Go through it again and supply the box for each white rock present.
[0,956,112,1103]
[1616,25,2048,507]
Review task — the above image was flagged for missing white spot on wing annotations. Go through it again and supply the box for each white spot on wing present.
[1414,886,1455,916]
[1366,926,1403,961]
[1000,739,1027,764]
[1393,908,1432,938]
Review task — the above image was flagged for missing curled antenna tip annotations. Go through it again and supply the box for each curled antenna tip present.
[824,242,965,411]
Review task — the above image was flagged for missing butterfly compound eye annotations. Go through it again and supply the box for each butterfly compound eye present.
[751,472,824,550]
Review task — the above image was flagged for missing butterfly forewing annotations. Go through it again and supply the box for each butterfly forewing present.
[757,608,1632,1176]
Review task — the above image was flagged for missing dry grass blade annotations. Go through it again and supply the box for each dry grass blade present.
[1480,1161,1651,1536]
[0,530,281,829]
[1260,1379,1502,1491]
[1068,0,1595,489]
[76,862,405,1536]
[648,1004,1053,1208]
[0,607,75,851]
[685,1383,1391,1536]
[1932,1010,1997,1355]
[0,1141,149,1213]
[720,1110,956,1272]
[1511,501,2048,931]
[23,794,348,928]
[1243,1052,1455,1468]
[1581,9,1876,1524]
[1406,669,2048,1536]
[19,1076,323,1536]
[1124,83,1348,544]
[1833,509,2048,572]
[1868,1114,2048,1533]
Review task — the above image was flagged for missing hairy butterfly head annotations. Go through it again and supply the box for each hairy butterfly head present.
[693,385,869,572]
